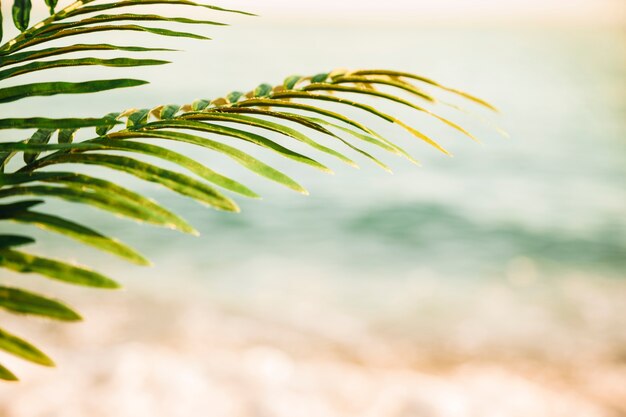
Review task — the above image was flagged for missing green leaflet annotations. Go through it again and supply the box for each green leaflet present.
[208,107,398,169]
[0,199,44,214]
[91,139,258,197]
[109,129,308,194]
[0,248,119,288]
[0,57,169,80]
[0,326,53,366]
[272,90,396,121]
[12,0,31,32]
[0,184,154,226]
[6,139,259,197]
[303,115,401,154]
[310,72,329,83]
[0,0,3,44]
[64,174,196,234]
[191,99,209,111]
[0,363,18,382]
[64,0,256,19]
[229,99,411,161]
[183,112,358,167]
[57,129,77,144]
[0,171,194,234]
[283,75,302,90]
[253,83,272,97]
[0,140,249,211]
[96,112,122,136]
[0,44,176,68]
[233,98,382,136]
[276,115,394,172]
[9,210,150,265]
[0,286,81,321]
[126,109,150,127]
[212,107,335,136]
[36,13,227,37]
[23,129,54,164]
[2,122,394,176]
[226,91,243,103]
[0,79,148,104]
[0,181,196,235]
[44,0,57,14]
[332,75,436,102]
[351,69,498,111]
[0,234,35,248]
[303,115,418,166]
[272,90,450,155]
[9,24,210,53]
[144,119,332,174]
[304,83,478,142]
[33,153,240,212]
[0,117,121,130]
[159,104,181,119]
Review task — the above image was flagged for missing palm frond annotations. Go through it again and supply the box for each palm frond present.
[0,0,246,132]
[0,1,499,382]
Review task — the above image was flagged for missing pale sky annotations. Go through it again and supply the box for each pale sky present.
[16,0,625,25]
[233,0,624,25]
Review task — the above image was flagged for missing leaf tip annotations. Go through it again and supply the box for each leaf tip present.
[0,366,19,382]
[39,354,56,368]
[105,281,122,290]
[136,257,152,267]
[497,128,511,139]
[68,312,84,322]
[438,145,452,156]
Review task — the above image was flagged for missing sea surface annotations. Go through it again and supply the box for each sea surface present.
[0,18,625,417]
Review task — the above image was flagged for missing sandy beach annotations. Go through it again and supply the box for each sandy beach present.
[1,270,624,417]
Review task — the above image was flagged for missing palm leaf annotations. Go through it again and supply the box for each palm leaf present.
[0,117,122,129]
[0,286,82,321]
[0,326,53,366]
[0,57,169,81]
[0,44,176,67]
[0,0,498,382]
[0,363,18,382]
[0,234,35,248]
[63,0,255,18]
[0,172,198,233]
[350,69,499,111]
[108,129,309,194]
[0,248,119,288]
[8,211,149,265]
[0,79,148,103]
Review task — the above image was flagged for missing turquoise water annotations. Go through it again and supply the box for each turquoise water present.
[6,23,623,338]
[124,26,626,271]
[3,23,626,316]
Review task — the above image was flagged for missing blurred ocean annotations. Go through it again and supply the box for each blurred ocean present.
[0,11,625,417]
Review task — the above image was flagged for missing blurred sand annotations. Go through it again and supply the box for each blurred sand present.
[0,272,625,417]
